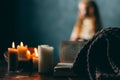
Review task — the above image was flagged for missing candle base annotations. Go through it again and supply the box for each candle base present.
[17,59,33,73]
[8,52,18,72]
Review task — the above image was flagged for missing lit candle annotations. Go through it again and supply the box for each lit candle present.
[8,42,18,53]
[8,42,18,72]
[17,42,28,60]
[17,49,33,73]
[26,50,32,60]
[32,48,38,72]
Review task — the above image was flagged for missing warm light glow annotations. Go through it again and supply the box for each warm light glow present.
[17,45,19,48]
[34,48,38,57]
[27,50,31,55]
[27,50,31,60]
[20,42,23,46]
[12,42,15,48]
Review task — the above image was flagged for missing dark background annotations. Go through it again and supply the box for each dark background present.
[1,0,120,64]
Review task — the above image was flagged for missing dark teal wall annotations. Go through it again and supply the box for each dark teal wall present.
[96,0,120,27]
[1,0,120,64]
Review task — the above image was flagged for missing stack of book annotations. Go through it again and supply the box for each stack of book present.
[54,63,78,77]
[54,41,86,77]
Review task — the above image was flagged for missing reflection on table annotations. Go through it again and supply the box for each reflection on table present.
[0,63,82,80]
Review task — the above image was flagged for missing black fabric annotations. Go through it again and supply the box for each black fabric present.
[71,27,120,80]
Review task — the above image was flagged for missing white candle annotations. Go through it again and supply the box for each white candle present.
[38,45,54,74]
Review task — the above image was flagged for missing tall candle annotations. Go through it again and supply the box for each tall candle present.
[38,45,54,74]
[8,42,18,72]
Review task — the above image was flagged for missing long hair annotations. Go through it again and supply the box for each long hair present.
[75,0,102,35]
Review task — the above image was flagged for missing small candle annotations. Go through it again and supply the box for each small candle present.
[32,48,38,72]
[17,42,28,60]
[38,45,54,74]
[8,42,18,72]
[26,50,32,60]
[27,50,33,73]
[17,50,33,73]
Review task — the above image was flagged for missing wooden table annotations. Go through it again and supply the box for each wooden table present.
[0,63,81,80]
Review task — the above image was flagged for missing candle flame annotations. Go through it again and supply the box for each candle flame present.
[20,42,23,46]
[34,48,38,57]
[27,50,31,55]
[27,50,31,60]
[12,42,15,48]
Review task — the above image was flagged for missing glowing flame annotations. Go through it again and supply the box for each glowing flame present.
[12,42,15,48]
[20,42,23,46]
[27,50,30,55]
[34,48,38,57]
[27,50,31,60]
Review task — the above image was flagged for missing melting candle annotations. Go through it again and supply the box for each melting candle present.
[8,42,18,72]
[17,42,28,60]
[8,42,18,53]
[32,48,38,71]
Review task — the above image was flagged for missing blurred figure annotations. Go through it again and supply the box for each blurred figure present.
[70,0,102,41]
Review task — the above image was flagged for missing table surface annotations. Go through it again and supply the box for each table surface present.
[0,61,82,80]
[1,59,119,80]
